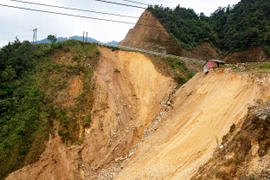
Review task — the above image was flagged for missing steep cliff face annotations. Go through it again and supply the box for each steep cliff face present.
[119,10,220,60]
[5,46,176,180]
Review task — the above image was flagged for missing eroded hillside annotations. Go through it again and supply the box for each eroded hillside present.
[3,41,270,180]
[191,99,270,180]
[5,45,183,180]
[113,69,270,179]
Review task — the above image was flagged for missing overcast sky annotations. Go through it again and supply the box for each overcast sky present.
[0,0,240,47]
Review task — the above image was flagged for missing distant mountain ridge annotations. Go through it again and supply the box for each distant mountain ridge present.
[37,36,118,45]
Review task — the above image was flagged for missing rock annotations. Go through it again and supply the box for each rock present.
[128,152,134,158]
[116,111,121,116]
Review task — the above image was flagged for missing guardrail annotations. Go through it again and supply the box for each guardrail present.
[98,42,205,64]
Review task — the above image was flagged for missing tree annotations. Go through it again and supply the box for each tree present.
[47,35,57,44]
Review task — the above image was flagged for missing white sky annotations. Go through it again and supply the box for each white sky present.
[0,0,240,47]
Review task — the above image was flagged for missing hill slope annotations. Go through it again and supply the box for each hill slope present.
[121,0,270,62]
[114,69,270,179]
[4,42,200,180]
[3,40,270,180]
[119,10,220,61]
[191,99,270,180]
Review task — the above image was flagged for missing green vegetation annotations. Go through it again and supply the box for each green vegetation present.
[148,0,270,54]
[145,54,198,88]
[258,62,270,73]
[165,57,195,86]
[230,62,270,73]
[47,34,57,44]
[0,39,100,179]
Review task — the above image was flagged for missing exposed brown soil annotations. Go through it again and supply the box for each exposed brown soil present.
[61,76,83,107]
[119,10,183,55]
[5,46,176,180]
[5,47,270,180]
[188,42,220,60]
[191,100,270,180]
[114,69,270,180]
[224,47,270,63]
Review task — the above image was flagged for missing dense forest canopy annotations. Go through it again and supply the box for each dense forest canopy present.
[148,0,270,54]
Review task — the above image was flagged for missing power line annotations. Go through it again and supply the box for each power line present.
[0,3,136,24]
[0,3,162,28]
[123,0,150,6]
[10,0,140,19]
[95,0,146,9]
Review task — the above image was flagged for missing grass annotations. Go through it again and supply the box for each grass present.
[257,62,270,73]
[144,54,199,88]
[230,62,270,74]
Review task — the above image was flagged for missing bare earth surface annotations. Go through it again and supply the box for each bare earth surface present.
[6,46,175,180]
[115,69,270,180]
[5,47,270,180]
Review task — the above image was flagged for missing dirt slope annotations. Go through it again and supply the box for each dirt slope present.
[115,69,270,179]
[5,46,270,180]
[224,47,270,63]
[119,10,181,55]
[191,99,270,180]
[5,46,176,180]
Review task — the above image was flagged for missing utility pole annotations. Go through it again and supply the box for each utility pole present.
[33,28,37,44]
[83,31,85,42]
[86,32,88,42]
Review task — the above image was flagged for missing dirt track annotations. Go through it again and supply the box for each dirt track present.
[5,47,270,180]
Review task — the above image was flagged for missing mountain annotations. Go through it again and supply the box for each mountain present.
[37,36,119,46]
[36,36,100,44]
[2,34,270,180]
[121,0,270,62]
[0,39,198,180]
[119,10,220,61]
[106,40,118,45]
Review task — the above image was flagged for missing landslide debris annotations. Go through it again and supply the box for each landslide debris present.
[4,40,270,180]
[191,99,270,180]
[114,69,270,180]
[4,43,201,180]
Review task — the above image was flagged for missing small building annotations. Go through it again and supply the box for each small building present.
[203,59,225,73]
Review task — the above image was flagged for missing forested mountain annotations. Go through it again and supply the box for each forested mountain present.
[148,0,270,55]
